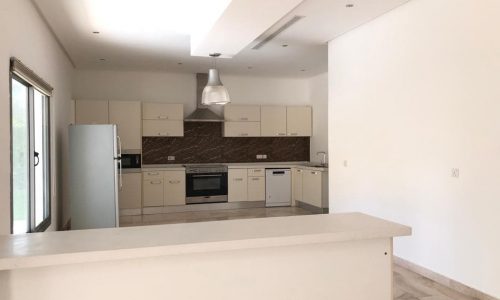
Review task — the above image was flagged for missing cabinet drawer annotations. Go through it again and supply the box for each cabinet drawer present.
[247,168,265,177]
[143,171,163,180]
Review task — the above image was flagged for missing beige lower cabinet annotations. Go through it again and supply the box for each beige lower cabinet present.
[291,168,303,205]
[142,120,184,137]
[142,177,164,207]
[228,169,248,202]
[302,170,323,208]
[248,176,265,201]
[164,170,186,206]
[119,173,142,210]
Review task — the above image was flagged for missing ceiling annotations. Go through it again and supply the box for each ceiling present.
[33,0,410,78]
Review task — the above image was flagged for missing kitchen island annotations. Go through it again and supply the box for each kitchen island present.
[0,213,411,300]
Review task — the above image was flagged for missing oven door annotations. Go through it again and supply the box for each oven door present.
[186,172,228,204]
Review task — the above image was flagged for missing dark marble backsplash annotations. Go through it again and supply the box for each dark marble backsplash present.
[142,122,310,164]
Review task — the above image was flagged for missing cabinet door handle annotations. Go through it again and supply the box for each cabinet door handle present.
[169,180,181,184]
[234,178,244,181]
[290,133,298,136]
[311,171,318,175]
[253,169,261,172]
[277,133,286,136]
[240,117,248,121]
[150,180,162,184]
[251,178,260,181]
[297,170,302,173]
[147,172,160,176]
[158,115,168,120]
[240,133,249,136]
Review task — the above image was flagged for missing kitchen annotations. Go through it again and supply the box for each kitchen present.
[3,0,499,299]
[70,72,329,229]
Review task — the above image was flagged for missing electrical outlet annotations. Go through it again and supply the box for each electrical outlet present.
[256,155,262,159]
[262,154,267,159]
[167,156,175,161]
[452,168,460,178]
[343,160,348,167]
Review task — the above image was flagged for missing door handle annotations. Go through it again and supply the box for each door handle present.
[34,151,40,167]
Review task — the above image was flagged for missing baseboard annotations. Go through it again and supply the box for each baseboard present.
[61,218,71,231]
[394,256,499,300]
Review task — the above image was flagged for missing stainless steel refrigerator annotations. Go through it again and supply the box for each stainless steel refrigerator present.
[69,124,121,230]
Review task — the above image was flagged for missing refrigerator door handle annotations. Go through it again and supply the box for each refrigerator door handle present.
[117,135,123,190]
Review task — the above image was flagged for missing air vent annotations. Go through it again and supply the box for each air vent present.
[252,15,305,50]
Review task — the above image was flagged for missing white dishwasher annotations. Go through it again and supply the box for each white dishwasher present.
[265,169,291,207]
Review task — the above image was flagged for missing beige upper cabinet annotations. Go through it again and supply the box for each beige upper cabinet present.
[142,103,183,120]
[224,105,261,122]
[119,173,142,210]
[287,106,312,137]
[228,169,248,202]
[260,106,287,137]
[143,120,184,137]
[224,122,261,137]
[109,101,142,150]
[75,100,109,124]
[164,171,186,206]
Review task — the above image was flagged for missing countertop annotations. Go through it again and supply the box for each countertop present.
[142,162,328,172]
[0,213,410,271]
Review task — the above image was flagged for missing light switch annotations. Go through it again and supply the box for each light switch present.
[452,168,460,178]
[343,160,348,167]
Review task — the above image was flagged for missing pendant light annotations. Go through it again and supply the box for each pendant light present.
[202,53,231,105]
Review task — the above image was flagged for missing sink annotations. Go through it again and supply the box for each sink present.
[305,163,328,168]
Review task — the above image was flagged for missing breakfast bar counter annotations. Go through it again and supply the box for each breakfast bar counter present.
[0,213,411,300]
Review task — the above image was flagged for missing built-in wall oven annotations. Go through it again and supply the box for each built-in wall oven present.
[185,165,228,204]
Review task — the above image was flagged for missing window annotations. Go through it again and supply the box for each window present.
[10,58,52,234]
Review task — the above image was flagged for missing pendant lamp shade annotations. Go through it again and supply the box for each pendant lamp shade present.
[202,68,231,105]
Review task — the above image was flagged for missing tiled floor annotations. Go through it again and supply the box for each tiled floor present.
[120,206,316,227]
[394,264,476,300]
[121,207,476,300]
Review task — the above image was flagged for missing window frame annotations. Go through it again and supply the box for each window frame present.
[10,72,52,234]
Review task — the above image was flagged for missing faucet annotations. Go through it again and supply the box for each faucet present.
[316,151,327,166]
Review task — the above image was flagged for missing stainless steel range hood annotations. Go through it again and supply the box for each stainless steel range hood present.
[185,73,224,122]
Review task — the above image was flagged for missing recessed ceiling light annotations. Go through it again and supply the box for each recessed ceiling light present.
[99,58,106,61]
[178,62,183,65]
[346,4,354,8]
[300,69,306,72]
[282,44,289,48]
[248,66,253,69]
[92,31,100,34]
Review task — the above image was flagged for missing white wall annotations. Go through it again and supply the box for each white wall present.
[0,0,74,234]
[308,73,328,163]
[328,0,500,297]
